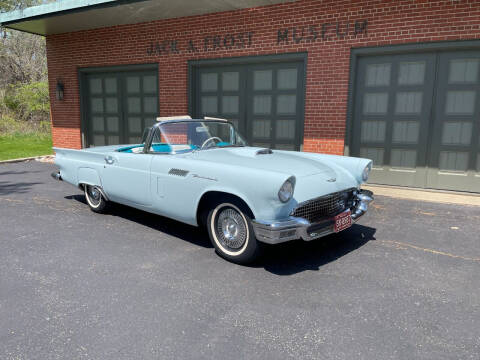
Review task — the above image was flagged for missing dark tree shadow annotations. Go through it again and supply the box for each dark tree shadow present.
[65,194,212,249]
[0,181,42,195]
[0,170,43,176]
[65,194,376,274]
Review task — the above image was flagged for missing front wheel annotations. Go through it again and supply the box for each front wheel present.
[84,185,109,213]
[207,202,261,264]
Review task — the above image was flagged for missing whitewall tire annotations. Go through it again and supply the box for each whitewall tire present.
[207,202,261,264]
[84,185,109,213]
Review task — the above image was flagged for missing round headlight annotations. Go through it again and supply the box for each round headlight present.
[362,162,372,182]
[278,178,294,203]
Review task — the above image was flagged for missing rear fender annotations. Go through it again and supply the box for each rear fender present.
[77,167,102,188]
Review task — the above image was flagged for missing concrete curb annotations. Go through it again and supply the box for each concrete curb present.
[0,155,53,164]
[363,184,480,207]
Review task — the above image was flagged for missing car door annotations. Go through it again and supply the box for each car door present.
[101,151,153,206]
[149,153,208,225]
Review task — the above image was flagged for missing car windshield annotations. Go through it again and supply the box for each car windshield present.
[149,120,246,154]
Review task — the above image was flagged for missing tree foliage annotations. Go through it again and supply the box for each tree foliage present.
[0,0,39,12]
[0,30,47,86]
[0,0,51,133]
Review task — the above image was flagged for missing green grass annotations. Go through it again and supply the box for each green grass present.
[0,133,52,161]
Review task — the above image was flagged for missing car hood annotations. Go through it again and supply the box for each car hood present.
[189,147,339,178]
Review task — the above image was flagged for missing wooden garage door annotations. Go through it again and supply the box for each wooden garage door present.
[351,50,480,192]
[193,61,305,150]
[84,69,158,147]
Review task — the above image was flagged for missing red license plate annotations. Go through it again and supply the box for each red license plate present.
[334,210,352,233]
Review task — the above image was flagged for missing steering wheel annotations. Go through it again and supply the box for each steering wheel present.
[201,136,222,149]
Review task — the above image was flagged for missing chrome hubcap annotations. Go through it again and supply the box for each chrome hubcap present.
[87,186,101,205]
[216,208,247,250]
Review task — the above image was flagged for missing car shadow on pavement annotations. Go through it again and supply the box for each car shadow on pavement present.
[65,194,212,249]
[66,194,376,273]
[259,224,376,275]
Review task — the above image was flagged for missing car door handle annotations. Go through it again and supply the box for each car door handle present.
[104,155,115,165]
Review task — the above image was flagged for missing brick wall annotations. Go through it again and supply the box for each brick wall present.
[46,0,480,152]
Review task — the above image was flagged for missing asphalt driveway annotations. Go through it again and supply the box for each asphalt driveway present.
[1,161,479,360]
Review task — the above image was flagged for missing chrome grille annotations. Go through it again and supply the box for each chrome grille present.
[291,188,356,223]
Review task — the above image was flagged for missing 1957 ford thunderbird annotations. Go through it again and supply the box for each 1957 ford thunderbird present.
[52,117,373,264]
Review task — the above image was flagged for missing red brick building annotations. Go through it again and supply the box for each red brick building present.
[1,0,479,192]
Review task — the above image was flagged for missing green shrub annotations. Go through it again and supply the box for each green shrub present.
[3,81,50,122]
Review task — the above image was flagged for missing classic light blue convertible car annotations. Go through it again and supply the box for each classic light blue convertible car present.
[52,117,373,264]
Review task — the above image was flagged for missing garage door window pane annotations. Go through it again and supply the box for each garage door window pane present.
[222,72,239,91]
[143,75,157,93]
[144,97,158,114]
[107,135,119,145]
[128,97,141,113]
[105,78,117,94]
[201,73,217,92]
[445,91,476,115]
[107,116,119,132]
[398,62,425,85]
[91,98,103,113]
[366,63,391,87]
[441,122,472,145]
[253,120,271,138]
[92,116,104,131]
[144,117,156,128]
[277,95,296,115]
[254,95,271,115]
[361,121,386,143]
[360,148,384,166]
[392,121,419,144]
[439,151,469,172]
[275,144,295,150]
[252,142,270,148]
[395,92,423,114]
[129,136,142,144]
[201,96,218,114]
[276,120,295,139]
[127,77,140,94]
[128,117,142,133]
[391,149,417,168]
[254,70,272,90]
[363,93,388,114]
[277,69,297,90]
[449,59,479,84]
[105,98,118,113]
[222,96,239,114]
[93,135,105,146]
[89,78,102,94]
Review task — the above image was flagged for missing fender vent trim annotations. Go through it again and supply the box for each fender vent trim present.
[168,168,189,177]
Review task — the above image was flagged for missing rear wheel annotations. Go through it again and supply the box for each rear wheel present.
[207,202,261,264]
[84,185,109,213]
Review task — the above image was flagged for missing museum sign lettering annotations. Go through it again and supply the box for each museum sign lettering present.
[146,19,368,56]
[277,20,368,44]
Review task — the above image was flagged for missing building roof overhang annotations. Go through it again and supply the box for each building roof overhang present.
[0,0,294,36]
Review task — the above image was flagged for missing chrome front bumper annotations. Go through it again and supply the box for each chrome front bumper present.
[252,189,373,244]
